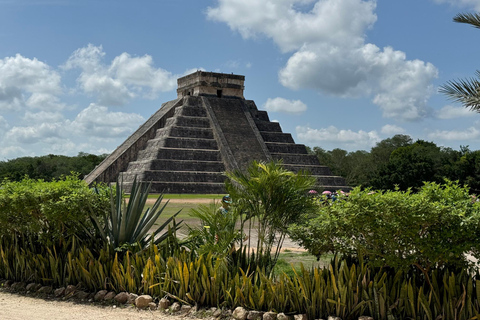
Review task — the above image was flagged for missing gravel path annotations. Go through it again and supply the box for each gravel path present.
[0,291,185,320]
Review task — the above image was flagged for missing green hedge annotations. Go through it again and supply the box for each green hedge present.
[0,175,109,246]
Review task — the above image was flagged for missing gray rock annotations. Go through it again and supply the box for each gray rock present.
[127,293,138,304]
[4,280,13,287]
[11,282,26,291]
[104,291,116,301]
[294,315,307,320]
[65,285,76,296]
[54,287,65,297]
[25,283,38,292]
[75,291,89,300]
[37,286,53,294]
[327,317,342,320]
[158,297,170,310]
[170,302,181,312]
[148,302,157,310]
[358,317,374,320]
[135,295,153,309]
[181,305,192,314]
[94,290,108,301]
[263,312,278,320]
[114,292,129,304]
[248,311,264,320]
[213,308,223,317]
[277,313,292,320]
[233,307,249,320]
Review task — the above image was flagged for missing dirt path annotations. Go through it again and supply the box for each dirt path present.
[0,291,186,320]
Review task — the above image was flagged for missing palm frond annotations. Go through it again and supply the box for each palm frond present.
[453,12,480,29]
[439,70,480,112]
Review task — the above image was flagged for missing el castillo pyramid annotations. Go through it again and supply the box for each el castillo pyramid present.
[84,71,349,193]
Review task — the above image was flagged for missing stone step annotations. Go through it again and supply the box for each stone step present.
[127,159,225,172]
[137,148,222,161]
[120,170,226,183]
[169,126,214,139]
[175,105,207,117]
[282,164,333,176]
[260,132,294,143]
[144,137,218,150]
[271,153,321,165]
[252,110,269,121]
[254,121,283,132]
[168,116,211,128]
[122,181,226,194]
[265,142,308,154]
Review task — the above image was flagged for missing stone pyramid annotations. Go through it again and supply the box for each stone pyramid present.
[84,71,349,193]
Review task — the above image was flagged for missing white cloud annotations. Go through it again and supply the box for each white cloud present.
[0,146,27,159]
[0,115,8,134]
[263,97,307,114]
[63,44,177,106]
[296,125,380,148]
[70,103,145,138]
[381,124,405,135]
[23,111,64,124]
[208,0,439,121]
[0,54,62,112]
[432,0,480,11]
[436,105,473,119]
[428,127,480,140]
[5,122,64,144]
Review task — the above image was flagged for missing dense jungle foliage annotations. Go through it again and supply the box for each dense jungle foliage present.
[0,152,107,181]
[307,134,480,192]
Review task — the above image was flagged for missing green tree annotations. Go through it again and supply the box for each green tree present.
[440,13,480,111]
[370,140,443,190]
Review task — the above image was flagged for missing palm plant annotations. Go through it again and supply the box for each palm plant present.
[225,160,318,272]
[185,202,242,256]
[439,13,480,111]
[90,177,182,250]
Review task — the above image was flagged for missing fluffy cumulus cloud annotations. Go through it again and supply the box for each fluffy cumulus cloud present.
[0,45,178,159]
[296,125,380,148]
[428,127,480,140]
[208,0,439,121]
[69,103,145,138]
[381,124,405,135]
[435,105,473,119]
[63,44,177,106]
[0,54,62,112]
[263,97,307,114]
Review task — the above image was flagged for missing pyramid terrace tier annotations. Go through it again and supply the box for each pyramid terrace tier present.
[120,170,226,183]
[137,148,222,161]
[158,126,215,139]
[126,159,225,172]
[143,137,219,150]
[165,115,211,128]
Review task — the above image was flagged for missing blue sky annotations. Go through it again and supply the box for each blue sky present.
[1,0,480,160]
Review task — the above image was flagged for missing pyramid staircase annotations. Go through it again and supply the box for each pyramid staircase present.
[119,97,226,193]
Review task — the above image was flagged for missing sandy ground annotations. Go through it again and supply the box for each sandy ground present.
[0,291,189,320]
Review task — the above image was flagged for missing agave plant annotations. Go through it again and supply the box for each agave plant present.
[91,177,182,250]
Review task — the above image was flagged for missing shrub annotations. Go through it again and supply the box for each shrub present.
[0,175,109,247]
[289,180,480,274]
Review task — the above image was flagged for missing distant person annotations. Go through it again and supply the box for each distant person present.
[218,194,232,215]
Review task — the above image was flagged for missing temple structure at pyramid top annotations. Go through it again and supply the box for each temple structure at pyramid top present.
[85,71,349,193]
